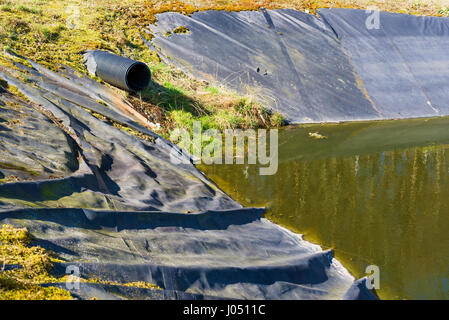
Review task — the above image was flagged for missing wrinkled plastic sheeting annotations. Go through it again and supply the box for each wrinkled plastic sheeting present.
[0,207,371,300]
[147,9,449,123]
[0,58,373,299]
[0,88,78,181]
[0,60,235,212]
[319,8,449,119]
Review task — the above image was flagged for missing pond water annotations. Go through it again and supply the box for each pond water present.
[198,117,449,300]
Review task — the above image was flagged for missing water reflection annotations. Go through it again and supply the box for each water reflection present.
[198,117,449,299]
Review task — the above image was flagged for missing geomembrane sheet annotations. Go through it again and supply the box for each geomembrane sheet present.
[148,8,449,123]
[0,57,373,299]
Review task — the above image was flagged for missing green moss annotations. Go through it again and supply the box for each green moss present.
[163,81,186,94]
[97,99,108,107]
[0,224,73,300]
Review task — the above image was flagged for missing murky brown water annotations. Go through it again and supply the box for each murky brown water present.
[198,117,449,299]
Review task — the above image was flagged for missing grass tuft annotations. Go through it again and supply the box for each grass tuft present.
[17,5,41,15]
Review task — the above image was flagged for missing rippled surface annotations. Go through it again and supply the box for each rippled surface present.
[198,117,449,299]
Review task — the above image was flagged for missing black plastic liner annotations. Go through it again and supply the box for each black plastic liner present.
[1,207,372,300]
[0,57,373,299]
[319,8,449,118]
[147,8,449,123]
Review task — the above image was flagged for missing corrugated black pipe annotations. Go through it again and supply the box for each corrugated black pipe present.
[84,50,151,92]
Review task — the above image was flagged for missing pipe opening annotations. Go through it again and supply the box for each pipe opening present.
[126,63,151,91]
